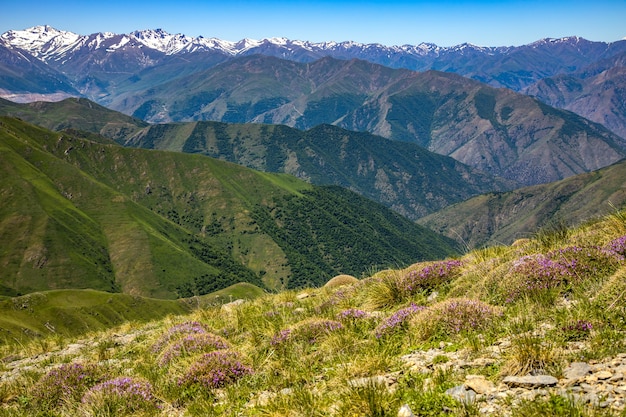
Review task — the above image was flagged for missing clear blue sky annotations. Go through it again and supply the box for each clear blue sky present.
[2,0,625,47]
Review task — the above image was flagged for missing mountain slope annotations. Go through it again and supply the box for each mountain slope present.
[0,96,147,140]
[525,51,626,140]
[0,97,515,220]
[0,116,457,297]
[114,55,626,185]
[124,121,515,219]
[0,40,77,101]
[418,159,626,248]
[3,26,626,93]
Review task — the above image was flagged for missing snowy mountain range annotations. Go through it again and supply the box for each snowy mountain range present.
[0,25,490,60]
[2,25,626,140]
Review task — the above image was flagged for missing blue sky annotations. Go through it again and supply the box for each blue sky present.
[2,0,625,47]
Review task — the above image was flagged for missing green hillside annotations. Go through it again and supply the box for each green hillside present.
[0,116,457,297]
[3,207,626,416]
[419,158,626,248]
[125,121,515,219]
[0,98,515,220]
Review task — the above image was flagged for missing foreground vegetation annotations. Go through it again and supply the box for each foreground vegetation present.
[2,208,626,416]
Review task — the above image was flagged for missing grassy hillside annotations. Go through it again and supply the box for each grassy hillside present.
[125,121,515,220]
[0,283,264,345]
[419,158,626,248]
[2,207,626,416]
[0,97,147,141]
[0,116,457,297]
[0,98,515,220]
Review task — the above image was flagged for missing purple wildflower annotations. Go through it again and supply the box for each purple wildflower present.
[401,260,464,295]
[270,329,292,346]
[375,303,425,338]
[178,350,253,389]
[32,362,101,407]
[152,321,209,353]
[601,235,626,261]
[561,319,593,341]
[505,243,623,302]
[159,332,230,365]
[336,308,370,321]
[436,298,502,334]
[271,319,344,346]
[82,377,160,412]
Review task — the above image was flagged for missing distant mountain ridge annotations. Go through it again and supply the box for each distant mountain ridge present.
[419,158,626,248]
[0,97,514,220]
[3,26,626,96]
[2,26,626,187]
[113,55,626,186]
[0,116,457,297]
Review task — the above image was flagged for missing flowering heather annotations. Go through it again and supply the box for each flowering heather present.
[601,235,626,261]
[82,377,160,413]
[336,308,370,321]
[375,303,425,338]
[401,260,464,294]
[32,362,101,407]
[561,319,593,341]
[504,244,622,302]
[159,332,230,365]
[152,321,209,353]
[411,298,502,339]
[270,328,292,346]
[178,350,252,390]
[271,319,344,346]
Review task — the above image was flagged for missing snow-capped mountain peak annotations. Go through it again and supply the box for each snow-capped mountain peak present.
[1,25,81,58]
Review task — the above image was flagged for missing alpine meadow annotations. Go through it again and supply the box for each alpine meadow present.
[1,21,626,417]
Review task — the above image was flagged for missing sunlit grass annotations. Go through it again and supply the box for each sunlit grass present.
[2,208,626,415]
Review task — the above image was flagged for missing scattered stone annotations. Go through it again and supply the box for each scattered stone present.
[597,371,613,380]
[296,292,312,300]
[563,362,591,380]
[445,385,477,403]
[465,374,496,394]
[503,375,558,388]
[397,404,415,417]
[221,299,245,312]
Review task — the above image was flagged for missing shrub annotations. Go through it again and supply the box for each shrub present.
[375,303,425,338]
[81,377,160,415]
[500,244,622,303]
[401,260,464,295]
[178,350,252,390]
[270,318,344,346]
[363,272,405,309]
[31,362,102,408]
[152,321,209,353]
[503,333,558,376]
[410,298,502,340]
[324,274,359,289]
[159,332,230,365]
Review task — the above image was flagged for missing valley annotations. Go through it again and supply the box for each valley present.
[1,23,626,417]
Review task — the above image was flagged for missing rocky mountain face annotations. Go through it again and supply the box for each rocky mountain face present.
[114,55,626,186]
[525,51,626,139]
[3,26,626,93]
[1,26,625,187]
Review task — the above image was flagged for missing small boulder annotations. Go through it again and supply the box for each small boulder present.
[503,375,558,388]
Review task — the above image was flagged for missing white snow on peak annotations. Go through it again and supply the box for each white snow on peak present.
[0,25,80,58]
